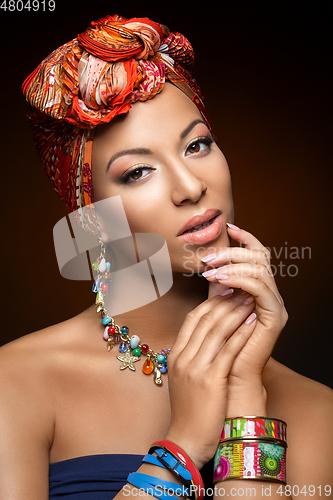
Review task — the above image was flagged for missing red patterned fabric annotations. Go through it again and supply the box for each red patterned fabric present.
[23,14,210,211]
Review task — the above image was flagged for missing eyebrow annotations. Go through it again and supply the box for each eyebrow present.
[180,119,207,140]
[106,148,152,172]
[106,118,207,171]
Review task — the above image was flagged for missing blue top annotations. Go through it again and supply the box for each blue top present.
[49,454,144,499]
[49,453,214,499]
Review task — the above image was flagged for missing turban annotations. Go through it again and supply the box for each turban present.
[22,14,210,212]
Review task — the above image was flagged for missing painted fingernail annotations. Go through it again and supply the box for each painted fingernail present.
[242,295,255,305]
[202,268,217,278]
[201,253,217,263]
[216,273,230,280]
[220,288,234,297]
[245,312,257,324]
[227,222,240,230]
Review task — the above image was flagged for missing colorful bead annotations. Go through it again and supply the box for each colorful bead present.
[103,326,110,340]
[119,343,128,353]
[92,261,100,271]
[156,354,167,364]
[159,365,168,374]
[113,335,121,344]
[160,348,170,356]
[142,358,154,375]
[120,326,129,335]
[106,261,111,271]
[108,327,115,334]
[130,335,140,348]
[102,317,112,325]
[99,258,106,273]
[141,344,149,353]
[102,283,108,294]
[132,348,141,357]
[92,279,100,292]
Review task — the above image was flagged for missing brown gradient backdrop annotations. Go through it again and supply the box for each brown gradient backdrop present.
[1,2,332,387]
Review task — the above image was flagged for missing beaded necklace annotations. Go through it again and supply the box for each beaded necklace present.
[92,246,170,386]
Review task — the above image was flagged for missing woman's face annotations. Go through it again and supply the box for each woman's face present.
[92,83,233,274]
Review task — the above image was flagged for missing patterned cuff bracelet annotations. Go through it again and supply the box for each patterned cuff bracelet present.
[214,417,287,484]
[214,440,287,483]
[221,416,287,443]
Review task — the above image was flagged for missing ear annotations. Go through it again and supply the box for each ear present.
[93,196,132,244]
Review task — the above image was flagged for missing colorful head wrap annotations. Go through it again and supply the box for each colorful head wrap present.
[23,14,210,212]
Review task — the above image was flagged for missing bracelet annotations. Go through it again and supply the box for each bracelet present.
[214,417,287,484]
[127,472,189,499]
[143,449,192,483]
[149,440,205,500]
[214,440,287,484]
[221,416,287,443]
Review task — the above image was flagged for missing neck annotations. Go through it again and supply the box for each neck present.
[110,273,209,351]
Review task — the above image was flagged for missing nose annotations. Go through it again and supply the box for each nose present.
[170,160,208,206]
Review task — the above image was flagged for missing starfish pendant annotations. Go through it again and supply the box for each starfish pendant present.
[116,351,140,371]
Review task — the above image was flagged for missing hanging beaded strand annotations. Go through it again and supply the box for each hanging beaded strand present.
[92,243,170,386]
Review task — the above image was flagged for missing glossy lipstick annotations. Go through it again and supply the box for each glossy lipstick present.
[177,209,222,245]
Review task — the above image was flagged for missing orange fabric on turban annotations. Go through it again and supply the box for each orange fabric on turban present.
[23,14,210,211]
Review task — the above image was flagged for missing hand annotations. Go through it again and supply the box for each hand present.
[202,224,288,415]
[165,290,257,470]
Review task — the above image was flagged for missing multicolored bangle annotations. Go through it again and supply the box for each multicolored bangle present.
[214,417,287,484]
[149,440,205,500]
[214,439,287,483]
[221,416,287,442]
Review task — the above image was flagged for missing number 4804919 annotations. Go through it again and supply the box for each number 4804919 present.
[276,484,332,496]
[0,0,56,11]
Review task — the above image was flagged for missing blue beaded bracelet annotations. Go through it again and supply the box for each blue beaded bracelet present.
[127,472,189,499]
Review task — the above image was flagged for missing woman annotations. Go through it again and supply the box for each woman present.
[0,13,332,500]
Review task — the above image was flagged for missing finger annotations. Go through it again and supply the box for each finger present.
[175,293,255,363]
[208,281,233,298]
[226,223,271,263]
[211,312,257,376]
[171,295,231,356]
[191,301,256,367]
[215,262,283,305]
[172,292,247,356]
[202,246,270,269]
[215,271,284,317]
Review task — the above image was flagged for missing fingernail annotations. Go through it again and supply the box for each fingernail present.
[201,253,217,263]
[202,268,217,278]
[227,222,240,230]
[216,273,230,280]
[220,288,234,297]
[242,295,255,305]
[245,312,257,324]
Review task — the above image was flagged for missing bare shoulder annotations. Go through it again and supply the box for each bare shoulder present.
[264,357,333,487]
[0,307,96,499]
[264,357,333,416]
[0,308,94,427]
[0,306,95,375]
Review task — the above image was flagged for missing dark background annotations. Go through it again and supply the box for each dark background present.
[1,1,332,387]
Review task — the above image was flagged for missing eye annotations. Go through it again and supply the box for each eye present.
[185,135,214,156]
[120,165,155,184]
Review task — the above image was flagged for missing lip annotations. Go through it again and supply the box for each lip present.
[177,209,223,245]
[177,209,222,236]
